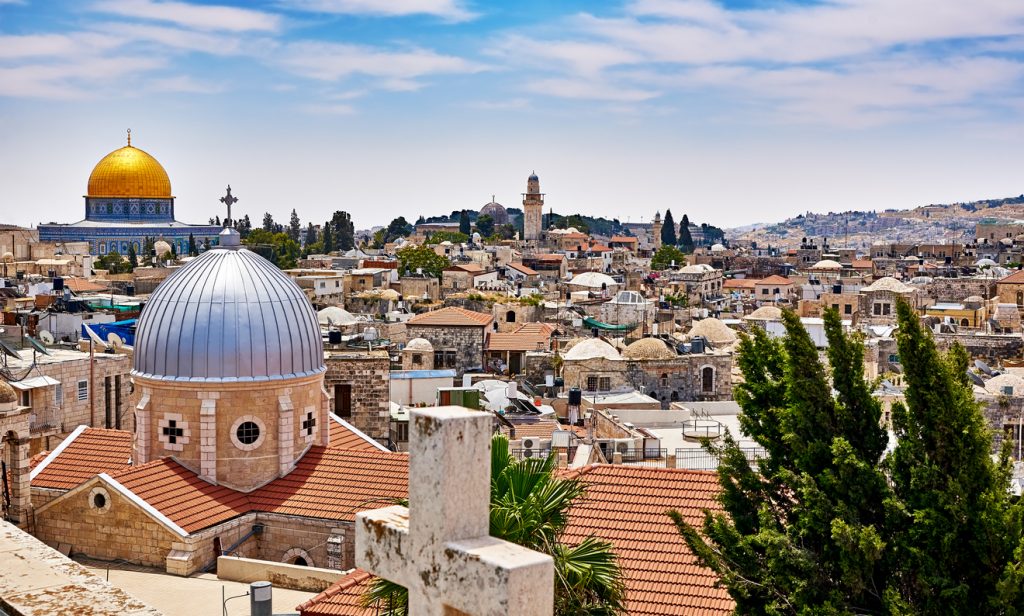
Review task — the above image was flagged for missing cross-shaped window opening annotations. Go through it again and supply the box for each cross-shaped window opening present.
[163,420,184,444]
[303,412,316,436]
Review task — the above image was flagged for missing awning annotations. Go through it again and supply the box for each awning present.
[9,376,60,390]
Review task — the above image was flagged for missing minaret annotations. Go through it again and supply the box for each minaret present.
[523,171,544,242]
[652,211,663,250]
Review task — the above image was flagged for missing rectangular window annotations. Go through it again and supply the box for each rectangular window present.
[874,303,882,316]
[434,351,444,367]
[55,383,63,407]
[444,351,457,368]
[77,379,88,401]
[598,377,611,391]
[844,304,852,315]
[761,288,769,295]
[832,304,840,311]
[883,303,891,315]
[586,376,599,391]
[20,389,30,407]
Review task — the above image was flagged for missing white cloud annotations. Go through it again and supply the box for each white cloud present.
[92,0,281,32]
[147,74,225,93]
[90,22,253,55]
[275,41,483,83]
[0,56,164,99]
[466,97,530,110]
[527,77,658,103]
[280,0,476,22]
[299,102,357,114]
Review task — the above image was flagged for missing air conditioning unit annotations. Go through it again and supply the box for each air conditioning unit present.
[613,438,636,456]
[522,437,541,450]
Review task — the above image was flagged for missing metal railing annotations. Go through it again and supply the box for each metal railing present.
[682,407,724,440]
[674,446,767,471]
[620,448,669,467]
[511,448,552,461]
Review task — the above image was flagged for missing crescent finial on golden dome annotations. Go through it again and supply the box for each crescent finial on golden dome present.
[127,127,131,147]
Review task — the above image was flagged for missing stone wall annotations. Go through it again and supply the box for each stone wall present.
[405,324,487,377]
[626,355,733,404]
[933,333,1024,362]
[34,479,179,568]
[253,512,352,571]
[927,277,996,302]
[492,303,543,333]
[324,351,390,443]
[133,373,329,493]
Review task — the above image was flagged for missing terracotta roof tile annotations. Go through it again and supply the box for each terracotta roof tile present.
[32,427,133,490]
[249,447,408,522]
[408,307,493,327]
[296,569,376,616]
[507,262,538,276]
[755,275,792,285]
[65,278,110,293]
[999,270,1024,284]
[563,465,731,615]
[328,414,388,452]
[298,464,730,616]
[487,322,556,352]
[723,279,757,289]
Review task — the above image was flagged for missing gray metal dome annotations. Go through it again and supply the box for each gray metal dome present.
[132,242,324,382]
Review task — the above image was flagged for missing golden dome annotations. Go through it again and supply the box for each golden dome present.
[87,140,172,198]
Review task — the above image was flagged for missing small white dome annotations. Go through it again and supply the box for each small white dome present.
[710,243,726,252]
[405,338,433,352]
[688,317,737,345]
[568,272,617,289]
[563,338,621,361]
[811,259,842,270]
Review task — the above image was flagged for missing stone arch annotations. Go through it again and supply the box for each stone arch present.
[505,310,516,323]
[283,547,314,567]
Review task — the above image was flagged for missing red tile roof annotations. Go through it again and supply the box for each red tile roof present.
[487,322,556,352]
[65,278,110,293]
[297,569,376,616]
[563,465,731,615]
[328,414,388,452]
[111,458,249,533]
[31,427,133,490]
[999,270,1024,284]
[610,236,638,244]
[96,446,407,534]
[754,275,792,285]
[249,447,408,521]
[408,306,493,327]
[507,262,538,276]
[298,464,730,616]
[723,279,756,289]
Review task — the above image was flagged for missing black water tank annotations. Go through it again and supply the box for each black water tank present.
[328,330,342,344]
[125,284,135,296]
[568,388,582,406]
[691,336,706,354]
[52,277,64,291]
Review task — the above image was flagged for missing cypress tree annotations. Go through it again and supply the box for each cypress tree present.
[886,299,1024,613]
[679,214,695,252]
[661,209,678,246]
[459,209,471,235]
[673,309,891,614]
[322,220,334,253]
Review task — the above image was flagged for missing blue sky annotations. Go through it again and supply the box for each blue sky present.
[2,0,1024,231]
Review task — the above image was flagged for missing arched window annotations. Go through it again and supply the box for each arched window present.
[1017,291,1023,306]
[702,366,715,392]
[660,373,668,387]
[960,318,970,327]
[506,310,516,323]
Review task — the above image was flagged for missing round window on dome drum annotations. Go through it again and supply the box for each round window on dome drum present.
[236,421,260,445]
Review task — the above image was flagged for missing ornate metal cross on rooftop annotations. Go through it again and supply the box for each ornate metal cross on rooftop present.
[356,406,554,616]
[219,185,238,226]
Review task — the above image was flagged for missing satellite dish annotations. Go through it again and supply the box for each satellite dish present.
[83,323,108,349]
[107,333,124,348]
[967,371,986,387]
[975,359,994,376]
[0,338,20,359]
[25,336,52,356]
[39,330,55,345]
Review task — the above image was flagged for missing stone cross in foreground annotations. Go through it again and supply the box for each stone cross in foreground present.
[356,406,554,616]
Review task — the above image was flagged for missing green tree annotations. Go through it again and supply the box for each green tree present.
[362,435,626,614]
[495,223,516,240]
[96,250,132,274]
[396,244,449,279]
[673,310,892,615]
[244,229,300,269]
[459,209,471,235]
[650,244,686,270]
[383,216,413,244]
[237,214,252,239]
[679,214,694,252]
[187,233,197,257]
[127,243,139,269]
[425,231,468,245]
[322,220,334,253]
[475,214,495,238]
[331,211,355,251]
[304,222,318,247]
[262,212,275,232]
[661,209,677,246]
[288,209,301,242]
[886,300,1024,613]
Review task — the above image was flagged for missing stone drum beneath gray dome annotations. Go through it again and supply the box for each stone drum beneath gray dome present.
[132,237,324,382]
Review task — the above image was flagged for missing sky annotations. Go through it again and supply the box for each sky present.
[3,0,1024,232]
